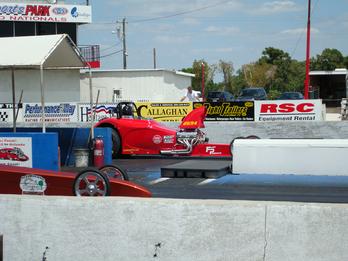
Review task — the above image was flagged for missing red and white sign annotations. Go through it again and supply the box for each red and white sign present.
[0,3,91,23]
[254,100,323,121]
[0,137,32,167]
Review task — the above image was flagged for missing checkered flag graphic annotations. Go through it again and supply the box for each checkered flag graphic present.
[0,111,9,122]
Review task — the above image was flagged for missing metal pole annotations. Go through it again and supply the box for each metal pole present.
[304,0,311,99]
[122,18,127,69]
[11,68,16,132]
[201,63,205,101]
[89,69,94,140]
[15,89,23,123]
[0,234,3,261]
[40,65,46,133]
[153,48,157,69]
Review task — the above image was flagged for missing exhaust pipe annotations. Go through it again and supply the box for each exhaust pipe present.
[160,139,194,155]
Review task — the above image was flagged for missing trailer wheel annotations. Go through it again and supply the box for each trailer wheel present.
[73,168,110,196]
[99,164,129,181]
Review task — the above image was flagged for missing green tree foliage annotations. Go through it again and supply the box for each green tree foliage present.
[183,47,347,100]
[182,59,218,98]
[218,60,234,92]
[311,48,345,70]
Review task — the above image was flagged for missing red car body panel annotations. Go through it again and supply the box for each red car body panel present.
[0,164,151,197]
[96,105,231,157]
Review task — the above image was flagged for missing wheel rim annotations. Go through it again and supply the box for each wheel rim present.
[100,166,125,180]
[74,171,108,196]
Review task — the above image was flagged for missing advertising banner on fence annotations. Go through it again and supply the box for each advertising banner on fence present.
[0,137,32,167]
[78,103,118,122]
[193,101,255,121]
[135,102,193,121]
[0,103,23,123]
[23,103,78,123]
[254,100,323,121]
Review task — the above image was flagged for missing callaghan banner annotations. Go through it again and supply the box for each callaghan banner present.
[135,102,193,122]
[254,100,323,121]
[193,101,255,121]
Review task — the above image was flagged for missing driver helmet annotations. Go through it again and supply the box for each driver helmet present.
[122,105,133,117]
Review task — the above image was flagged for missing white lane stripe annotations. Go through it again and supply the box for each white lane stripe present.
[198,179,215,185]
[149,177,170,185]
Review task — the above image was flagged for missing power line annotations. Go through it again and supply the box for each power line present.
[100,49,123,58]
[129,0,232,23]
[100,41,121,52]
[290,0,319,58]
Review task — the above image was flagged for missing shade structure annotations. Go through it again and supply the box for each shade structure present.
[0,34,89,132]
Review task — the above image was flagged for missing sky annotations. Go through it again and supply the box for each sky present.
[74,0,348,78]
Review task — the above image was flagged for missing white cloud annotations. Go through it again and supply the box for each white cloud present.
[155,35,191,44]
[281,27,320,35]
[108,0,244,19]
[249,1,301,15]
[204,26,240,35]
[181,18,200,26]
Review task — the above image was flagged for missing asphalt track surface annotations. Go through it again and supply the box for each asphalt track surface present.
[102,157,348,203]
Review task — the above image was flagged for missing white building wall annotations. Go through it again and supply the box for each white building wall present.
[80,69,193,103]
[0,69,80,103]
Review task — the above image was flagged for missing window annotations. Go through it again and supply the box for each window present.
[0,22,13,37]
[14,22,35,36]
[36,22,56,35]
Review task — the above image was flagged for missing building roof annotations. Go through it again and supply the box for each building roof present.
[82,68,195,78]
[0,34,87,69]
[310,69,348,76]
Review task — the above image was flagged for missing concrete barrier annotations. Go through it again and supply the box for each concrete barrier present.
[165,121,348,143]
[1,195,348,261]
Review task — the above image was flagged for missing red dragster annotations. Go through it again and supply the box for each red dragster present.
[0,164,151,197]
[0,147,29,161]
[95,102,231,158]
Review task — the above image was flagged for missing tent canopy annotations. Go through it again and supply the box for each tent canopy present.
[0,34,87,69]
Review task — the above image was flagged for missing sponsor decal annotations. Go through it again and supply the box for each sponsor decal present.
[20,175,47,194]
[206,146,222,155]
[52,7,68,15]
[152,135,162,144]
[136,102,193,122]
[182,121,197,126]
[194,101,255,121]
[255,100,323,121]
[163,135,175,144]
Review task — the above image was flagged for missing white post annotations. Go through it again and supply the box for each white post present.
[40,65,46,133]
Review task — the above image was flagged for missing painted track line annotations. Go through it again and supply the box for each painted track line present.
[149,177,170,185]
[198,179,216,186]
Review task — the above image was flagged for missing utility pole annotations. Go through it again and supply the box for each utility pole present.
[122,18,127,69]
[304,0,311,99]
[153,48,157,69]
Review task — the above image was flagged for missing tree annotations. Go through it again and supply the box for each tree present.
[182,59,217,98]
[311,48,345,71]
[217,60,235,94]
[242,62,276,90]
[259,47,291,65]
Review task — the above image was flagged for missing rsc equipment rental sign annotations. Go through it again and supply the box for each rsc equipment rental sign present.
[193,101,255,121]
[254,100,323,121]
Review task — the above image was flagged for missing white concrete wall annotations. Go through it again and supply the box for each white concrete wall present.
[1,195,348,261]
[80,70,193,103]
[0,69,80,103]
